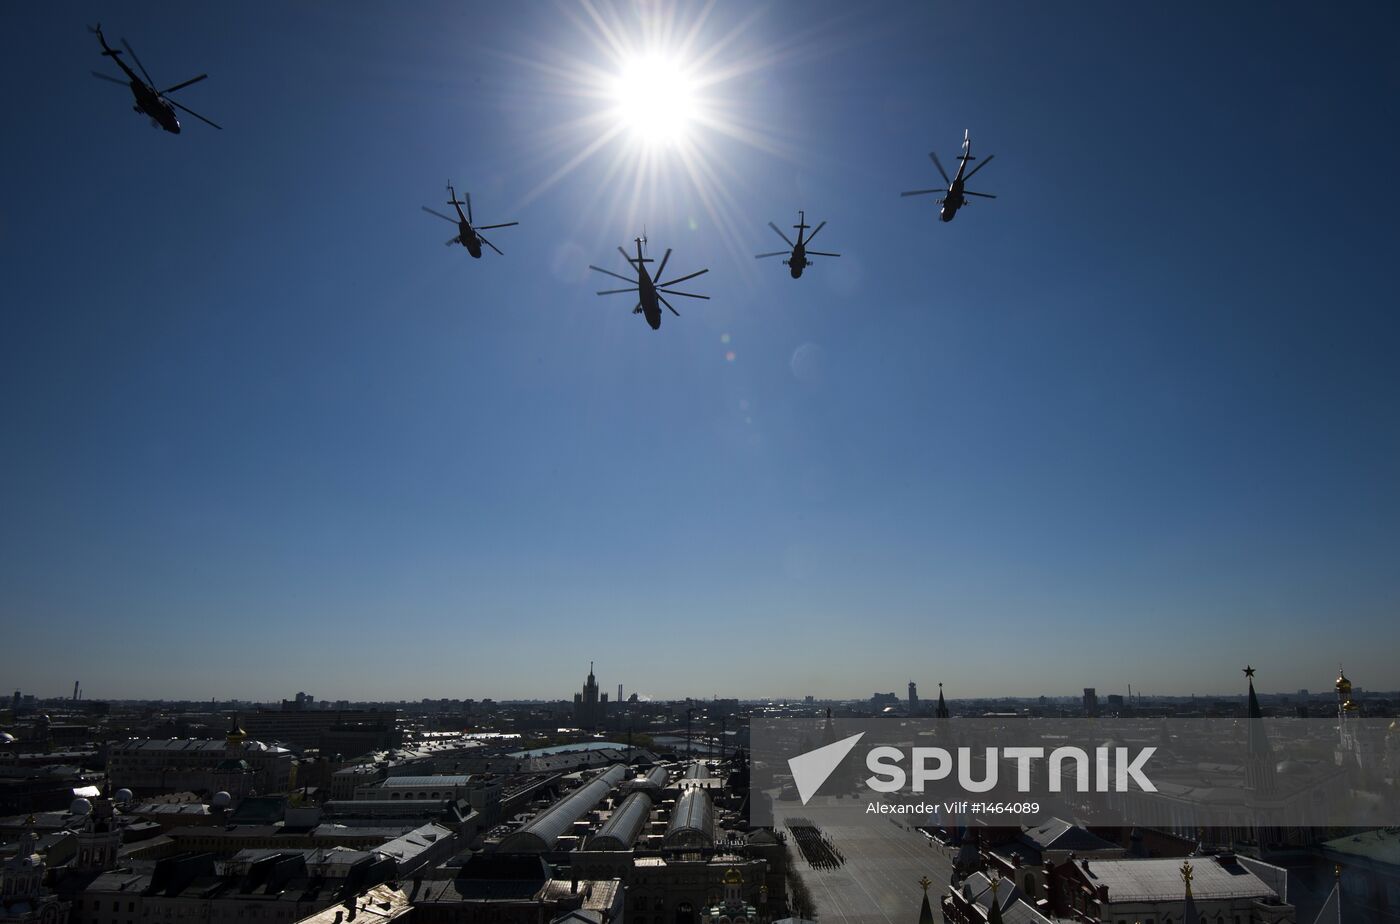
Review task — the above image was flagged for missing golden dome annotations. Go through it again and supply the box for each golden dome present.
[226,713,247,745]
[1336,670,1352,694]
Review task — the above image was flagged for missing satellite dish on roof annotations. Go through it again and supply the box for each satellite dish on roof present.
[211,791,232,808]
[115,788,134,803]
[70,797,93,816]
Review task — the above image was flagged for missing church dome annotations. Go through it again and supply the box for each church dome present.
[1336,670,1352,694]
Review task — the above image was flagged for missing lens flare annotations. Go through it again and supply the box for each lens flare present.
[611,54,698,146]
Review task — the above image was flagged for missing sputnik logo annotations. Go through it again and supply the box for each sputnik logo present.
[788,732,865,805]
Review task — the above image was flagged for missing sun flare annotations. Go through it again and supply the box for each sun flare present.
[513,2,805,268]
[611,54,699,146]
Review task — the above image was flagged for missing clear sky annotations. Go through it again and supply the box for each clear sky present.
[3,1,1398,703]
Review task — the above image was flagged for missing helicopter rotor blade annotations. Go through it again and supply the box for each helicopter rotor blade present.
[91,70,128,86]
[589,265,637,285]
[657,294,681,317]
[162,73,208,95]
[465,192,473,225]
[964,191,997,199]
[618,245,652,266]
[900,189,943,197]
[767,221,795,247]
[963,153,995,180]
[475,221,518,231]
[656,268,708,288]
[754,251,788,259]
[658,289,710,300]
[804,220,827,245]
[421,206,458,224]
[653,248,673,282]
[928,150,951,184]
[167,98,222,130]
[477,233,503,256]
[807,251,841,258]
[596,287,639,296]
[120,38,155,87]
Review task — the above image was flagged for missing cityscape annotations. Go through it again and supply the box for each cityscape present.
[5,2,1399,924]
[3,662,1397,923]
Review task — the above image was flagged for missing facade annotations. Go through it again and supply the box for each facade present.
[238,710,400,753]
[71,851,397,924]
[1,823,71,924]
[411,856,622,924]
[107,723,293,796]
[354,775,473,802]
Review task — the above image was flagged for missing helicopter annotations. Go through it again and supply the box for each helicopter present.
[421,183,518,258]
[755,210,839,278]
[89,24,221,133]
[589,236,709,330]
[900,130,995,222]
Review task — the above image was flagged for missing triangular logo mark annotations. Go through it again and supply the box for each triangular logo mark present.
[789,732,865,805]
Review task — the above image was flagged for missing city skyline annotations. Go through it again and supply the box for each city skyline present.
[7,657,1391,705]
[4,2,1399,703]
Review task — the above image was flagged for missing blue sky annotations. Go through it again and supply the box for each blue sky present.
[3,1,1398,702]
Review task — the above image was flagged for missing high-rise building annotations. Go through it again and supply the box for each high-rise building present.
[908,681,919,715]
[1083,687,1099,717]
[573,662,608,729]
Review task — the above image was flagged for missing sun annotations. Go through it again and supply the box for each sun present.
[610,53,699,147]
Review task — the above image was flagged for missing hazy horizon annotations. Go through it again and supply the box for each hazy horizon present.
[5,2,1398,704]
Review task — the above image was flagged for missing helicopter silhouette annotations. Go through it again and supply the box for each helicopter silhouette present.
[421,183,518,258]
[900,130,995,222]
[755,210,839,278]
[589,236,710,330]
[89,24,221,134]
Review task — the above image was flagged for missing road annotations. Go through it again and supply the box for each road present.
[774,801,956,924]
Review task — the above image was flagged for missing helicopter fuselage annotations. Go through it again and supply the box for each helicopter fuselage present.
[788,244,807,278]
[108,54,181,132]
[131,83,181,133]
[637,269,661,329]
[940,184,965,222]
[457,222,483,258]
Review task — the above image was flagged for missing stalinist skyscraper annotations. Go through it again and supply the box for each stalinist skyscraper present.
[573,662,608,729]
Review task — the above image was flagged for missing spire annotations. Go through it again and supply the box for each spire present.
[1244,665,1263,719]
[1243,666,1276,793]
[936,682,950,719]
[1311,866,1341,924]
[987,873,1004,924]
[1181,861,1200,924]
[917,876,934,924]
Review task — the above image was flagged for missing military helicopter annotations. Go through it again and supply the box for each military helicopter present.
[754,210,839,279]
[589,236,709,330]
[89,24,221,133]
[421,183,518,258]
[900,130,995,222]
